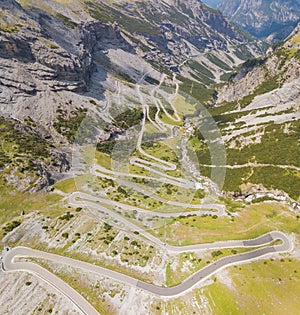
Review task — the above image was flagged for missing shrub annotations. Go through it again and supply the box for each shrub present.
[211,250,223,258]
[103,222,112,233]
[62,232,69,238]
[3,221,21,232]
[59,212,74,221]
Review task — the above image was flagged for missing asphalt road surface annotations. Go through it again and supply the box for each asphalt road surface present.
[2,231,291,314]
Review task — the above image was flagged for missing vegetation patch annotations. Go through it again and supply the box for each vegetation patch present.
[96,140,117,155]
[234,45,254,60]
[177,75,215,103]
[3,220,21,234]
[145,76,160,85]
[0,117,50,168]
[86,1,160,35]
[0,117,53,188]
[206,54,232,71]
[54,107,87,142]
[112,108,143,130]
[159,202,300,245]
[204,258,300,314]
[193,119,300,198]
[55,13,78,29]
[188,60,215,85]
[248,167,300,200]
[0,24,20,33]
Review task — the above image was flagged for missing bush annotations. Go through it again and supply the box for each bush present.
[3,221,21,233]
[145,76,160,85]
[242,57,265,69]
[53,107,87,142]
[56,13,78,29]
[103,222,112,233]
[62,232,69,238]
[96,140,116,155]
[59,212,74,221]
[0,24,19,33]
[211,250,223,258]
[113,109,143,130]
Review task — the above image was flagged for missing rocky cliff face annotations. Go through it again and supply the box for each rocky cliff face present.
[0,2,124,96]
[0,0,130,127]
[0,0,263,191]
[0,0,130,190]
[0,0,261,133]
[109,0,261,68]
[218,0,300,41]
[215,22,300,104]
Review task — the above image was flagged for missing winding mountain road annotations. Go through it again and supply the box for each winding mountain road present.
[91,164,196,189]
[1,249,99,315]
[68,191,226,238]
[2,72,294,315]
[137,231,291,296]
[68,192,225,251]
[1,231,291,315]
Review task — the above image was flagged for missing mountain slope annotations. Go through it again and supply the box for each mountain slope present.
[83,0,262,81]
[196,24,300,200]
[0,0,262,190]
[1,0,262,124]
[218,0,300,41]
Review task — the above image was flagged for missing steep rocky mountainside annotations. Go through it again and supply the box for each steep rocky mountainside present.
[218,0,300,41]
[198,24,300,200]
[216,23,300,104]
[0,0,263,126]
[0,0,126,190]
[0,0,262,190]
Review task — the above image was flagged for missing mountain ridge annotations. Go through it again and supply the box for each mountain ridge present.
[217,0,300,41]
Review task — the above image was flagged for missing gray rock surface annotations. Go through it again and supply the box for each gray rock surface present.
[218,0,300,41]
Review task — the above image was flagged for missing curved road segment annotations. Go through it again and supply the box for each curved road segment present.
[1,231,291,315]
[2,252,99,315]
[69,193,285,254]
[68,192,228,251]
[69,191,225,219]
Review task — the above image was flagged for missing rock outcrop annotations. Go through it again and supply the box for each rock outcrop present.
[217,0,300,41]
[215,22,300,104]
